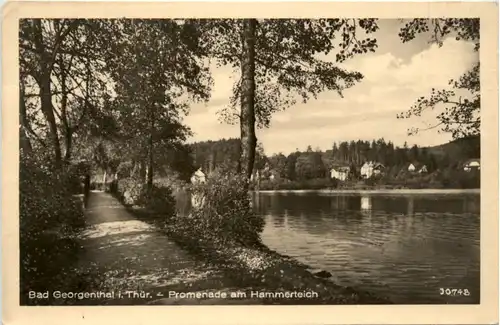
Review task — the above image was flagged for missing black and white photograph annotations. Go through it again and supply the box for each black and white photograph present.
[3,2,498,323]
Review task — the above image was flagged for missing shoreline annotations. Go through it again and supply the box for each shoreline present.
[114,198,391,305]
[254,188,481,195]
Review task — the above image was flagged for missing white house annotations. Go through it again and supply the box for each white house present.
[269,170,280,182]
[408,162,428,173]
[250,170,260,182]
[361,162,385,178]
[463,159,480,172]
[190,168,206,184]
[360,162,373,178]
[330,166,350,181]
[373,163,385,175]
[190,168,207,209]
[419,165,428,173]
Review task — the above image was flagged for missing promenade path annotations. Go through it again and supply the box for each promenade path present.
[74,191,258,305]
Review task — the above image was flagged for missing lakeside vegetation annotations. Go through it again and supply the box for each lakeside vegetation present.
[253,169,480,191]
[19,18,479,304]
[109,171,390,304]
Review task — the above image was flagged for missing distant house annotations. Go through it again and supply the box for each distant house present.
[419,165,428,173]
[361,161,385,178]
[250,170,260,182]
[463,158,480,172]
[373,163,385,175]
[360,162,372,178]
[330,165,350,181]
[269,170,280,182]
[408,162,428,174]
[190,168,206,184]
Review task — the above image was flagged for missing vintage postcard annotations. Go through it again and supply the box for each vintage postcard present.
[2,1,498,325]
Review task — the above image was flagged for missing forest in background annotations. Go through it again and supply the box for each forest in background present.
[189,135,480,189]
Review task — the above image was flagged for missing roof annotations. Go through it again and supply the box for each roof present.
[193,168,206,177]
[362,161,384,167]
[464,158,480,165]
[408,162,424,169]
[331,166,350,172]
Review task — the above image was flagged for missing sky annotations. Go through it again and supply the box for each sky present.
[184,19,479,156]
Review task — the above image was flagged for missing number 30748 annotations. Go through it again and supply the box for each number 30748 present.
[439,288,471,296]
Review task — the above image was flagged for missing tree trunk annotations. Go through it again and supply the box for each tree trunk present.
[147,112,154,190]
[102,170,107,191]
[34,20,62,167]
[63,130,72,163]
[40,74,62,167]
[239,19,257,181]
[60,58,72,164]
[19,82,32,154]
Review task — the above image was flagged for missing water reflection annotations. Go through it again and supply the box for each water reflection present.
[361,196,371,210]
[254,192,480,304]
[360,196,372,218]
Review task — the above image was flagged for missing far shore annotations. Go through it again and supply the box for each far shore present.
[254,188,481,195]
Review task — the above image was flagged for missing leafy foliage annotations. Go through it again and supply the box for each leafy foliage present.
[199,18,380,179]
[189,138,241,173]
[104,19,212,187]
[397,18,480,139]
[19,19,115,164]
[20,151,86,236]
[206,19,379,128]
[114,176,177,218]
[137,186,177,217]
[115,177,144,205]
[20,150,86,299]
[184,171,265,246]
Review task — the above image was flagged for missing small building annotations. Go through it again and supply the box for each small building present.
[361,161,385,178]
[190,168,206,209]
[269,170,280,182]
[373,163,385,175]
[190,168,206,184]
[360,162,372,178]
[463,158,480,172]
[408,162,428,173]
[250,170,260,182]
[330,165,350,181]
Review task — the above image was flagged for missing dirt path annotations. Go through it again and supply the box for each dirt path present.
[72,191,259,305]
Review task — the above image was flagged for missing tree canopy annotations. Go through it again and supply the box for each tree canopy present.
[397,18,480,139]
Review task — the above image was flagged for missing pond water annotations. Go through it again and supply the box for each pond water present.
[252,191,480,304]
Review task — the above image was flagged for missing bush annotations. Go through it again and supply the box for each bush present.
[182,171,265,247]
[20,151,86,298]
[115,177,143,205]
[113,177,177,217]
[20,154,86,237]
[137,185,176,218]
[257,178,337,191]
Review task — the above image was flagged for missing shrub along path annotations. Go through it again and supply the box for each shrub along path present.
[70,191,261,305]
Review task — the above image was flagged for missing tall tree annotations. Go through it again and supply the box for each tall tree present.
[106,19,211,190]
[205,19,379,179]
[19,19,113,167]
[239,19,258,179]
[254,141,267,172]
[397,19,480,139]
[268,153,288,178]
